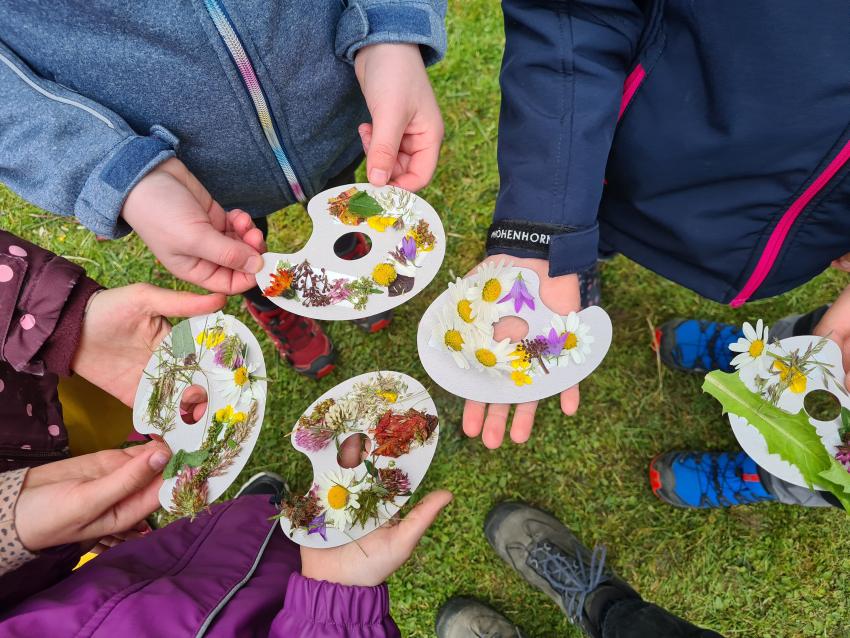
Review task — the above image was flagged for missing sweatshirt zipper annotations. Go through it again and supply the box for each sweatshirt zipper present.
[202,0,306,203]
[730,138,850,308]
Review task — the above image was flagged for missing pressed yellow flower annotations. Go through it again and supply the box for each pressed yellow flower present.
[773,361,808,394]
[231,411,247,423]
[233,366,249,386]
[444,329,464,351]
[511,370,532,386]
[366,216,397,232]
[509,346,531,370]
[457,299,475,323]
[481,278,502,302]
[564,333,578,350]
[372,263,397,287]
[475,348,498,367]
[327,485,350,509]
[377,390,398,403]
[215,405,234,423]
[196,327,226,349]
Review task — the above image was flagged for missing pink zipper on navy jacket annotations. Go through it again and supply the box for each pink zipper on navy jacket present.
[730,139,850,307]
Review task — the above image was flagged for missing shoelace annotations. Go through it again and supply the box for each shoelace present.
[525,541,608,624]
[697,453,760,507]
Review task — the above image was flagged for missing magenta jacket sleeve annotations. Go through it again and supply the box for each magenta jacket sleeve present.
[0,231,101,377]
[272,573,400,638]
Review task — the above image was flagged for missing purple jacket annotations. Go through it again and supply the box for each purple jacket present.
[1,496,400,637]
[0,232,399,636]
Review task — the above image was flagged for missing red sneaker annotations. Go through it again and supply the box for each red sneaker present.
[243,300,336,379]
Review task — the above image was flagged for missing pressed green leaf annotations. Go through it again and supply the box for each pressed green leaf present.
[364,458,378,478]
[840,406,850,439]
[347,191,384,217]
[162,448,209,479]
[703,370,850,510]
[171,319,196,359]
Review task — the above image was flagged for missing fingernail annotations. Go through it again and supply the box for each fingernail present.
[246,255,264,273]
[369,168,388,186]
[149,450,170,472]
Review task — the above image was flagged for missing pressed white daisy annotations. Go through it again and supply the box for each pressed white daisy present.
[210,357,264,404]
[550,312,594,364]
[729,320,770,371]
[446,277,481,327]
[466,329,514,376]
[317,468,363,530]
[467,261,511,326]
[430,307,472,369]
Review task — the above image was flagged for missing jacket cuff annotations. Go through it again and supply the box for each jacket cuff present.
[284,572,394,627]
[42,278,103,377]
[336,1,447,66]
[74,125,178,239]
[486,220,599,276]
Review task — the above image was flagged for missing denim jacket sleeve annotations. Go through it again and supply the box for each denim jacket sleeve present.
[489,0,645,276]
[335,0,447,65]
[0,40,177,239]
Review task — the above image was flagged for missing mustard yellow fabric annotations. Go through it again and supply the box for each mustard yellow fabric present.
[57,375,134,457]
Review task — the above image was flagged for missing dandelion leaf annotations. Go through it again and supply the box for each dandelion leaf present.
[171,320,196,359]
[348,191,384,217]
[703,370,850,510]
[162,448,209,480]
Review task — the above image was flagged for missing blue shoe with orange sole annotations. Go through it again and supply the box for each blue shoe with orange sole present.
[650,451,776,508]
[654,319,743,373]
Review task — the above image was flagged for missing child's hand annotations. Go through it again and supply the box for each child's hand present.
[462,256,582,449]
[831,253,850,273]
[355,43,443,192]
[299,490,452,587]
[71,283,226,406]
[15,441,170,552]
[121,158,266,294]
[814,284,850,390]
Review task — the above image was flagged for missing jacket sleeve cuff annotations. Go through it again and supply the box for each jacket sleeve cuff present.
[485,220,599,276]
[283,572,398,631]
[74,125,178,239]
[0,468,37,576]
[42,278,103,377]
[335,1,447,66]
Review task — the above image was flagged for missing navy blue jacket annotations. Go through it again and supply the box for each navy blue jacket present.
[489,0,850,306]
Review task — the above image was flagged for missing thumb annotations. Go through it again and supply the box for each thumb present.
[142,285,227,319]
[365,105,408,186]
[81,442,171,528]
[193,222,265,274]
[395,490,453,552]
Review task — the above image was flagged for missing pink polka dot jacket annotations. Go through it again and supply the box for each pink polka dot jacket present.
[0,233,400,636]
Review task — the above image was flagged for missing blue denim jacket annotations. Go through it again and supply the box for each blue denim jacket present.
[0,0,446,238]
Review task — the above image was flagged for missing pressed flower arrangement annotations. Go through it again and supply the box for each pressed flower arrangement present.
[278,371,439,548]
[255,184,445,320]
[418,263,613,404]
[133,312,267,518]
[704,321,850,508]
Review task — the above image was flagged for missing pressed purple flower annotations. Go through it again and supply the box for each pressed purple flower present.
[543,328,567,356]
[498,273,536,313]
[326,278,352,304]
[295,425,334,451]
[401,236,417,262]
[307,512,328,541]
[836,449,850,472]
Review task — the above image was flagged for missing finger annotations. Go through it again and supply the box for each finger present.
[228,211,267,253]
[390,132,442,192]
[142,286,226,319]
[79,442,170,527]
[242,227,267,254]
[462,400,486,437]
[365,105,409,187]
[509,401,538,444]
[831,254,850,272]
[192,223,265,275]
[482,404,510,449]
[338,433,363,468]
[560,385,581,416]
[396,490,453,552]
[359,123,372,155]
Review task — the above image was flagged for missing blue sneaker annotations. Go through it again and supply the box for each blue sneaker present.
[656,319,742,373]
[650,451,776,508]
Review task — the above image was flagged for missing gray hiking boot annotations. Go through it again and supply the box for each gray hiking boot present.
[436,597,526,638]
[484,502,640,636]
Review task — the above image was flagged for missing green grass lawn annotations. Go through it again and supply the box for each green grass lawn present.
[3,1,850,636]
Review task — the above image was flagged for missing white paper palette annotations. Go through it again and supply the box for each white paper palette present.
[279,371,439,548]
[132,312,267,513]
[729,335,850,489]
[417,266,613,404]
[256,183,446,320]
